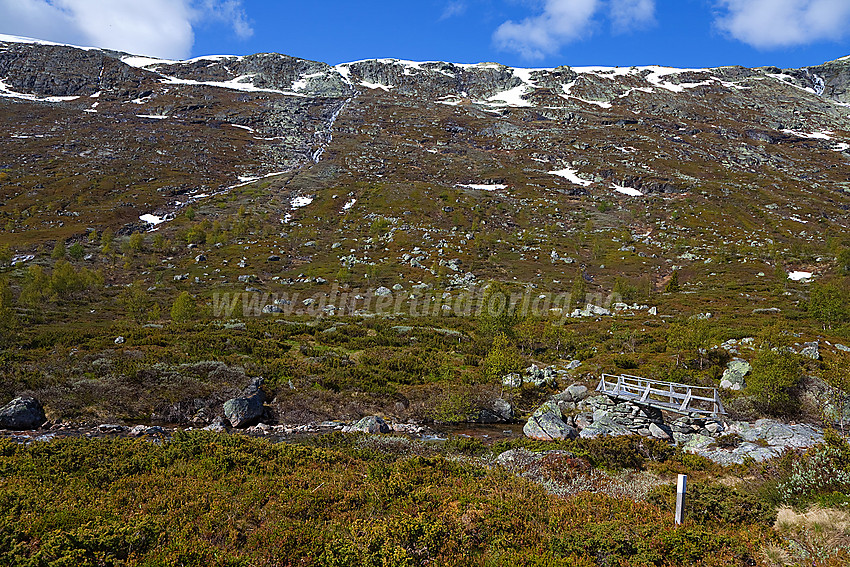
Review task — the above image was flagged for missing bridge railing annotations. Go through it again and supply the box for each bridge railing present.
[596,373,726,416]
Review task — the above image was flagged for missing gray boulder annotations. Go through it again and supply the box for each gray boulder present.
[523,402,577,440]
[346,416,391,434]
[524,413,577,441]
[0,397,46,430]
[648,422,673,440]
[479,398,514,424]
[223,378,266,428]
[565,383,589,402]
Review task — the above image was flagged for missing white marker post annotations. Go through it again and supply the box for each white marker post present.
[675,474,687,525]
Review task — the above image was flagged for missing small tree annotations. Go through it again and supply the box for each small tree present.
[664,270,680,293]
[152,233,166,251]
[747,349,802,417]
[171,291,197,323]
[0,244,11,268]
[543,323,577,359]
[68,242,84,260]
[128,232,144,253]
[570,271,587,311]
[482,334,523,381]
[0,277,15,331]
[478,282,517,338]
[837,247,850,275]
[51,240,66,260]
[119,280,154,324]
[100,229,114,255]
[823,351,850,435]
[514,316,543,356]
[666,319,712,368]
[808,281,849,330]
[756,319,792,351]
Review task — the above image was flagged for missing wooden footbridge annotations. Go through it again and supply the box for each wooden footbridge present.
[596,374,726,417]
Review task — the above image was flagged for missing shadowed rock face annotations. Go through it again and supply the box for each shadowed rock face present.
[0,44,159,97]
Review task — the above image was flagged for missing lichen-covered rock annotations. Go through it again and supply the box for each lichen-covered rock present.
[799,341,821,360]
[721,358,751,390]
[523,364,557,388]
[345,416,391,434]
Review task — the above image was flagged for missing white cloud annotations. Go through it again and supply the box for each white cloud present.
[195,0,253,40]
[493,0,600,60]
[610,0,655,32]
[0,0,253,59]
[715,0,850,49]
[440,1,468,20]
[493,0,656,59]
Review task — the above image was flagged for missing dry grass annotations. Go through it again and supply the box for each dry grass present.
[765,506,850,567]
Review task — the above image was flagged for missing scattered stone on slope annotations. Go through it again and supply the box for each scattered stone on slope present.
[524,364,557,388]
[501,373,522,388]
[798,341,821,360]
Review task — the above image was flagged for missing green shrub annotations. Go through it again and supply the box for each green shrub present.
[50,240,66,260]
[778,429,850,505]
[648,482,776,526]
[807,280,850,329]
[443,436,487,456]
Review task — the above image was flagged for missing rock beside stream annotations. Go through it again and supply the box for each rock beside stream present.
[0,397,46,430]
[223,378,266,428]
[343,416,391,434]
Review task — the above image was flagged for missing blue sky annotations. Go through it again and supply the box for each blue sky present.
[3,1,850,69]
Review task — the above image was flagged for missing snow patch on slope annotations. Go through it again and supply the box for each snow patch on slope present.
[0,80,80,102]
[457,183,507,191]
[612,184,643,197]
[549,167,592,186]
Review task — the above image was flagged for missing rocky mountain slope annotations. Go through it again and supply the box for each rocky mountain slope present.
[3,34,850,426]
[3,34,850,282]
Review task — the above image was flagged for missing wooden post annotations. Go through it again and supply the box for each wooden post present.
[675,474,687,525]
